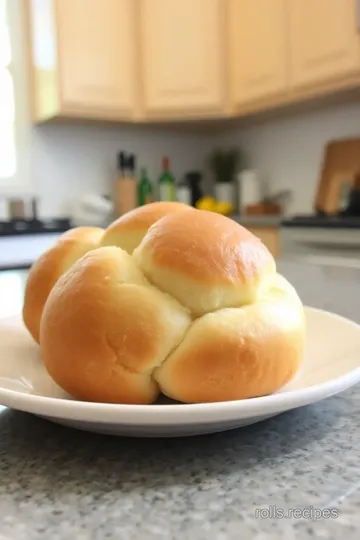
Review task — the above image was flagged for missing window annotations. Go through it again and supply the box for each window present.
[0,0,30,190]
[0,0,15,178]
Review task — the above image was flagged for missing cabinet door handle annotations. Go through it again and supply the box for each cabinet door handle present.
[357,0,360,32]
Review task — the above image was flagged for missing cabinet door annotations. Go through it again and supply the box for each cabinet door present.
[228,0,288,107]
[55,0,137,117]
[139,0,225,116]
[290,0,360,87]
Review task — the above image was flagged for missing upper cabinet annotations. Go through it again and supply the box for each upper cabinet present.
[56,0,137,116]
[289,0,360,88]
[27,0,360,124]
[228,0,289,107]
[28,0,138,121]
[138,0,226,117]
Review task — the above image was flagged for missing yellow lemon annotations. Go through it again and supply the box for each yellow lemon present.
[195,196,217,211]
[214,201,234,215]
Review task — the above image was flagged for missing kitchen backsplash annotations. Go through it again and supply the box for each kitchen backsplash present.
[2,122,210,220]
[4,100,360,220]
[214,101,360,215]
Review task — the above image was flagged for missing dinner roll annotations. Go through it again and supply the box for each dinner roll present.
[40,247,192,404]
[37,209,305,405]
[22,226,103,343]
[133,209,276,316]
[155,273,305,403]
[101,201,192,254]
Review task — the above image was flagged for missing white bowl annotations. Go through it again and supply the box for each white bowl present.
[0,307,359,437]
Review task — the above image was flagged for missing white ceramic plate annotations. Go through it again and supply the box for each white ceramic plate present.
[0,307,359,437]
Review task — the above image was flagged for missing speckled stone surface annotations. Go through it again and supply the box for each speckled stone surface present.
[0,262,359,540]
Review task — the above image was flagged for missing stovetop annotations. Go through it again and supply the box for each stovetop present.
[282,215,360,228]
[0,218,71,237]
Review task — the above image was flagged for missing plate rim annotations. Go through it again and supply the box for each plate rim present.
[0,306,360,426]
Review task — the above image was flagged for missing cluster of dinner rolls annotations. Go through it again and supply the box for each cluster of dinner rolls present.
[23,202,305,404]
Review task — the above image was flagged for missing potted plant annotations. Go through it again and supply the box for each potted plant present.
[209,148,240,204]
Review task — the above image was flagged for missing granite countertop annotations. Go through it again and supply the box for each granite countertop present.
[0,262,360,539]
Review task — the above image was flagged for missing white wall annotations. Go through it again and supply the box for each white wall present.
[28,123,209,218]
[215,101,360,215]
[6,100,360,220]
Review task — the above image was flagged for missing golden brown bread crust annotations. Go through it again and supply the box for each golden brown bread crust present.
[155,275,306,403]
[39,245,304,404]
[101,201,192,254]
[27,210,305,405]
[22,227,103,343]
[40,247,192,404]
[133,209,276,316]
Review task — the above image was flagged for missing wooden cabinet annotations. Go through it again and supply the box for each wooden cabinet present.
[28,0,137,121]
[246,227,280,258]
[27,0,360,124]
[228,0,288,107]
[290,0,360,88]
[56,0,137,117]
[138,0,226,117]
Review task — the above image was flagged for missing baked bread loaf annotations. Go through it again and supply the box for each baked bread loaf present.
[101,201,192,253]
[22,226,103,343]
[40,247,191,404]
[37,209,305,404]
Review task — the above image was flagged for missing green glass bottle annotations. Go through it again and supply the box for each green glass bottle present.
[137,167,153,206]
[158,157,176,201]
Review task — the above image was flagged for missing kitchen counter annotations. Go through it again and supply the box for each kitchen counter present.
[232,214,282,227]
[0,262,360,540]
[231,216,281,258]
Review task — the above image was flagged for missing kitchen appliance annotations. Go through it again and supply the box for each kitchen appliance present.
[281,215,360,266]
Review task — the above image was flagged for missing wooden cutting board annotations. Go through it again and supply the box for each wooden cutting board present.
[315,138,360,214]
